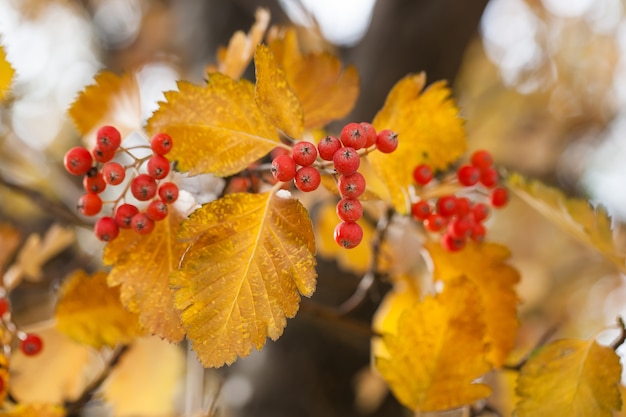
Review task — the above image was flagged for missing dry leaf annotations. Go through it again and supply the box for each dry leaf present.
[55,270,143,348]
[425,241,520,368]
[0,404,65,417]
[254,44,304,139]
[515,338,622,417]
[147,74,281,176]
[0,223,21,271]
[104,212,188,343]
[369,73,466,213]
[0,44,15,101]
[375,277,491,412]
[173,191,317,367]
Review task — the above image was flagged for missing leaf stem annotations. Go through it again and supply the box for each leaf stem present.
[610,316,626,351]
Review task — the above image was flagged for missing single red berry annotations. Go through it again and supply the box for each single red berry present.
[491,187,509,208]
[77,193,103,216]
[336,198,363,222]
[411,201,432,221]
[472,203,490,222]
[317,135,342,161]
[146,200,168,221]
[270,146,290,160]
[413,164,433,185]
[292,141,318,166]
[83,170,107,194]
[94,216,119,241]
[333,147,360,176]
[64,147,93,176]
[480,167,499,188]
[424,213,447,232]
[447,217,471,239]
[441,232,466,252]
[93,146,116,163]
[227,177,252,193]
[115,203,140,229]
[151,132,173,155]
[455,197,471,216]
[20,333,43,356]
[338,172,366,198]
[360,122,377,148]
[158,182,179,204]
[340,122,367,150]
[131,174,158,201]
[294,166,321,192]
[333,221,363,249]
[470,222,486,242]
[271,154,297,182]
[457,164,480,187]
[0,298,10,317]
[131,212,155,235]
[375,129,399,153]
[470,149,494,170]
[102,162,126,185]
[436,195,458,217]
[96,125,122,152]
[147,155,171,179]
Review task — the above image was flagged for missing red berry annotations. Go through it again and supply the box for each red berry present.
[491,187,509,208]
[0,298,10,317]
[411,201,431,221]
[470,150,493,170]
[83,170,106,194]
[227,177,252,193]
[472,203,490,222]
[455,197,471,216]
[102,162,126,185]
[294,166,321,192]
[64,147,93,176]
[271,154,297,182]
[470,223,486,242]
[340,122,367,150]
[334,221,363,249]
[151,132,173,155]
[131,174,158,201]
[333,147,360,176]
[413,164,433,185]
[447,217,471,239]
[360,122,377,148]
[94,216,119,241]
[292,141,318,166]
[147,155,171,179]
[338,172,366,198]
[270,146,290,160]
[131,212,155,235]
[115,203,139,229]
[317,135,342,161]
[77,193,103,216]
[93,146,116,163]
[20,333,43,356]
[146,200,168,221]
[158,182,179,204]
[375,129,399,153]
[441,233,466,252]
[480,167,499,188]
[96,125,122,152]
[457,164,480,187]
[336,198,363,222]
[436,195,458,217]
[424,213,447,232]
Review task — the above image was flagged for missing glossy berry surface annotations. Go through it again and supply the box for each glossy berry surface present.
[131,213,155,235]
[0,298,9,317]
[424,214,446,232]
[470,149,493,170]
[78,193,103,216]
[96,125,122,151]
[271,155,297,182]
[20,333,43,356]
[360,122,377,148]
[115,204,140,229]
[457,164,480,186]
[337,172,366,198]
[294,166,321,192]
[131,174,158,201]
[317,135,342,161]
[292,141,318,167]
[93,146,116,163]
[334,221,363,249]
[83,171,106,194]
[472,203,490,222]
[491,187,509,208]
[437,196,458,217]
[340,122,367,150]
[336,198,363,222]
[64,147,93,176]
[333,147,360,176]
[480,167,499,188]
[413,164,433,185]
[147,155,171,179]
[146,200,168,221]
[411,201,431,221]
[150,132,173,155]
[375,129,399,153]
[94,216,120,241]
[102,162,126,185]
[441,233,466,252]
[158,182,179,204]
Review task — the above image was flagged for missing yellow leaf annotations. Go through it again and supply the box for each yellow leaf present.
[173,191,317,367]
[369,73,466,213]
[268,28,359,129]
[508,173,626,272]
[0,404,65,417]
[254,44,304,139]
[147,74,281,176]
[375,277,491,412]
[55,270,143,348]
[0,44,15,101]
[0,223,20,271]
[515,338,622,417]
[207,8,270,80]
[68,71,141,138]
[104,212,188,343]
[425,241,520,368]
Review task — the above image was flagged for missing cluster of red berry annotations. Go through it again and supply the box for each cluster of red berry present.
[63,126,179,242]
[410,150,508,252]
[270,122,398,249]
[0,297,43,356]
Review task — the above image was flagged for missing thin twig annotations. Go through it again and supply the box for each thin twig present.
[503,323,559,371]
[611,316,626,350]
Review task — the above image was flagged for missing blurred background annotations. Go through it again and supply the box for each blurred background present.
[1,0,626,416]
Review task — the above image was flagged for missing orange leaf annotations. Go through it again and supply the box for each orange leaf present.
[268,28,359,129]
[254,44,304,139]
[425,241,520,368]
[55,270,144,348]
[103,212,188,343]
[515,338,622,417]
[375,277,491,412]
[369,73,466,213]
[172,191,317,367]
[0,44,15,101]
[0,404,66,417]
[0,223,20,272]
[147,74,280,176]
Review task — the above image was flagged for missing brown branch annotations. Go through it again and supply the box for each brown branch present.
[611,316,626,351]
